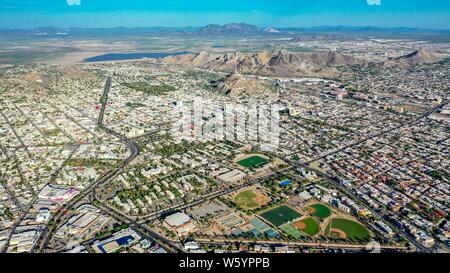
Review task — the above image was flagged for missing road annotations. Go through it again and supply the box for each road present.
[195,238,410,252]
[94,169,277,225]
[287,99,450,165]
[28,74,448,253]
[92,196,185,253]
[33,74,140,253]
[97,75,112,127]
[280,99,449,253]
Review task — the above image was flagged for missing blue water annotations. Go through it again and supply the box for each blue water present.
[116,235,135,246]
[84,51,190,62]
[279,179,292,187]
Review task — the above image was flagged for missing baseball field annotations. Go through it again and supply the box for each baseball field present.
[307,203,331,220]
[293,217,320,236]
[233,189,270,210]
[326,218,370,241]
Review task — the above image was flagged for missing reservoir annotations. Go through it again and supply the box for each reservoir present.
[84,51,190,62]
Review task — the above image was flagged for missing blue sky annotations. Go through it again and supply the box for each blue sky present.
[0,0,449,29]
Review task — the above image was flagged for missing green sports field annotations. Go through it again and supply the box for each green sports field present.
[234,190,258,209]
[279,223,303,239]
[327,218,370,241]
[308,203,331,220]
[237,155,269,168]
[294,217,320,236]
[259,205,301,226]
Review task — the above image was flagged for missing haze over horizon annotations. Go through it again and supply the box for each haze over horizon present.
[0,0,449,30]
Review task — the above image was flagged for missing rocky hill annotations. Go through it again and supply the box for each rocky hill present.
[386,48,440,66]
[164,49,363,78]
[210,71,274,97]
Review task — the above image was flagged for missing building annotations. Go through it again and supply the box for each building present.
[164,212,196,236]
[216,169,247,184]
[92,228,141,253]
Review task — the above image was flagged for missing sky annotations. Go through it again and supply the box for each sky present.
[0,0,449,29]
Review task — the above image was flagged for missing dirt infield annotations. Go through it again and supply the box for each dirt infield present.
[293,217,320,236]
[293,221,307,230]
[233,188,271,210]
[254,195,271,206]
[307,203,331,219]
[306,207,316,214]
[330,228,347,239]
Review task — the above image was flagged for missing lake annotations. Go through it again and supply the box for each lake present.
[84,51,190,62]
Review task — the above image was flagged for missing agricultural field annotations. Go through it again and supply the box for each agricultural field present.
[237,155,269,168]
[259,205,301,227]
[325,218,371,241]
[293,217,320,236]
[306,203,331,220]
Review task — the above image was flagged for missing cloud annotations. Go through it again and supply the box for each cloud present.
[367,0,381,5]
[67,0,81,6]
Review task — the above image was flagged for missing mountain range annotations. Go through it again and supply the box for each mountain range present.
[165,47,443,97]
[1,23,449,38]
[163,49,364,78]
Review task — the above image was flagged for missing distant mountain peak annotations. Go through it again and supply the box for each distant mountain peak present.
[264,27,280,33]
[195,23,265,36]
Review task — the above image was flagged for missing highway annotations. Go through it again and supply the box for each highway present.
[33,74,140,253]
[97,75,112,127]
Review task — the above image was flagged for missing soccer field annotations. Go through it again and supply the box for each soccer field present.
[237,155,269,168]
[260,205,301,226]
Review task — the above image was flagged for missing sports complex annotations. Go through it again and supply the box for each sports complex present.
[257,202,371,241]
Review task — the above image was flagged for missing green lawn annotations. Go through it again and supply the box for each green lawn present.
[308,203,331,220]
[295,217,320,236]
[234,190,259,209]
[237,155,269,168]
[260,205,301,226]
[328,218,370,241]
